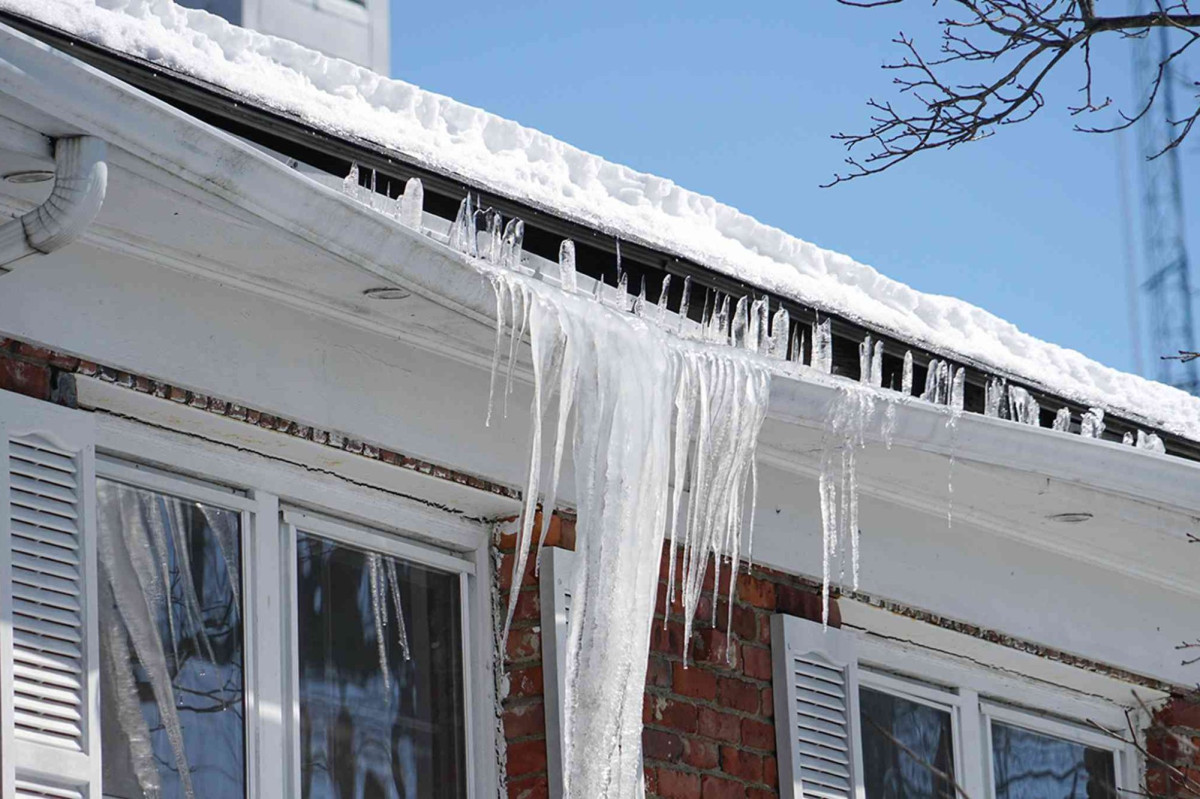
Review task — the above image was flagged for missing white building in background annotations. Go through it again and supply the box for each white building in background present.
[179,0,389,73]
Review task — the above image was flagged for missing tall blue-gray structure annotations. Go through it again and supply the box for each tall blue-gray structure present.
[1134,4,1199,392]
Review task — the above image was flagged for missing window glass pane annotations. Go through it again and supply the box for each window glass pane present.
[97,479,245,799]
[991,721,1117,799]
[861,686,957,799]
[297,532,467,798]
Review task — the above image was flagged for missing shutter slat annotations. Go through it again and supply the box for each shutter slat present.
[10,438,77,468]
[11,535,80,567]
[12,581,82,613]
[13,505,80,536]
[14,779,85,799]
[11,457,78,491]
[14,662,84,691]
[13,628,83,661]
[14,691,83,721]
[11,473,79,510]
[13,559,80,594]
[13,709,83,740]
[13,598,82,632]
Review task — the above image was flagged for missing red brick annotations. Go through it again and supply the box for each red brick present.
[731,604,758,642]
[648,696,699,734]
[505,738,547,778]
[683,736,720,770]
[673,662,717,701]
[763,755,777,788]
[1158,698,1200,730]
[775,584,822,622]
[49,353,80,371]
[508,666,544,698]
[647,656,673,688]
[507,773,548,799]
[498,552,539,591]
[697,707,741,743]
[718,677,760,714]
[701,774,745,799]
[0,358,50,400]
[747,789,775,799]
[742,645,772,681]
[651,620,686,656]
[657,768,701,799]
[760,687,774,719]
[506,627,541,661]
[14,343,52,360]
[512,589,540,622]
[693,629,738,669]
[643,728,684,763]
[644,767,659,796]
[742,718,775,752]
[503,701,545,739]
[721,747,764,783]
[737,574,776,610]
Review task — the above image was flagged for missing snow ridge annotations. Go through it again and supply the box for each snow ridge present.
[9,0,1200,440]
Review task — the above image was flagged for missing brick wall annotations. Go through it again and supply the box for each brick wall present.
[1148,697,1200,798]
[0,338,79,405]
[496,526,839,799]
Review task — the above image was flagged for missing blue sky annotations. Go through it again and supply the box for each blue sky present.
[391,2,1200,379]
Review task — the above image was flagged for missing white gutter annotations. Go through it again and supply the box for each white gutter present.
[0,134,107,272]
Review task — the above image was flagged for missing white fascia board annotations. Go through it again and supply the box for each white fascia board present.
[3,20,1198,520]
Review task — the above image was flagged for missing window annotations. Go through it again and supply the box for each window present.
[96,474,248,799]
[294,531,467,798]
[771,614,1131,799]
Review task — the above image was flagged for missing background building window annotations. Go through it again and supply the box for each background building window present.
[97,479,246,799]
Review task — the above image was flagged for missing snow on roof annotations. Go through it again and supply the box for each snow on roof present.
[7,0,1200,442]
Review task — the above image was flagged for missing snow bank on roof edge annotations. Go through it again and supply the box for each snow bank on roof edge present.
[10,0,1200,441]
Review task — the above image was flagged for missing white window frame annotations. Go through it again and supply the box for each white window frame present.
[775,614,1140,799]
[92,413,497,799]
[95,457,260,799]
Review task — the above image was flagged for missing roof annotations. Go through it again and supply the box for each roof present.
[6,0,1200,444]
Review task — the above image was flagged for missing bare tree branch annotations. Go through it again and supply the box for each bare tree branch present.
[828,1,1200,185]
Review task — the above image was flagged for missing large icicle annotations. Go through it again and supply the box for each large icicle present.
[487,261,771,799]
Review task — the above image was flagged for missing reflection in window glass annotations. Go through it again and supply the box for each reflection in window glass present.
[861,687,957,799]
[991,721,1117,799]
[97,479,245,799]
[297,533,467,799]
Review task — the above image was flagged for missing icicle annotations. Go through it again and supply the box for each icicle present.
[482,209,503,263]
[1052,407,1071,432]
[343,161,359,195]
[656,274,672,324]
[921,359,940,402]
[732,296,749,349]
[812,319,832,374]
[870,341,884,389]
[384,558,411,660]
[767,307,789,359]
[858,335,872,385]
[1008,386,1040,425]
[789,327,804,365]
[1080,407,1106,438]
[367,553,390,690]
[882,400,897,449]
[985,377,1006,417]
[559,240,578,294]
[1122,431,1135,446]
[950,368,965,413]
[485,277,508,426]
[716,295,730,344]
[633,279,647,317]
[678,276,692,333]
[399,177,424,229]
[448,194,476,255]
[502,218,525,269]
[484,260,771,798]
[1139,431,1166,453]
[936,362,950,405]
[748,298,768,353]
[901,351,913,395]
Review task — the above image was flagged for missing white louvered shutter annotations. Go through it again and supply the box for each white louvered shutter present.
[0,390,99,799]
[538,546,576,799]
[771,614,864,799]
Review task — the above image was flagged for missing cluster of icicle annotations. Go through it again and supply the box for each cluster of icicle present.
[422,214,768,795]
[367,552,412,689]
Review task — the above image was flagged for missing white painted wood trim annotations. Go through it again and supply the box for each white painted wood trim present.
[282,507,475,575]
[539,546,576,799]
